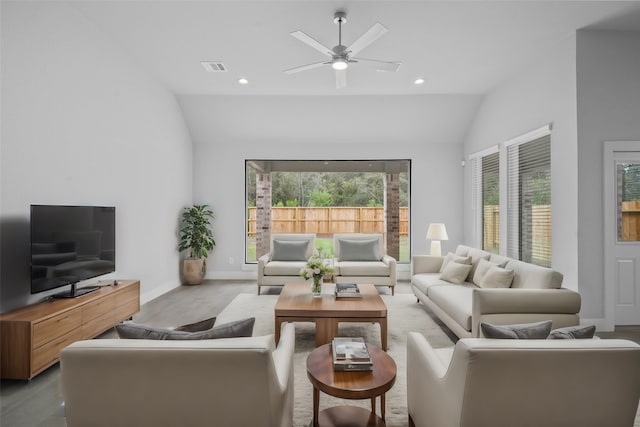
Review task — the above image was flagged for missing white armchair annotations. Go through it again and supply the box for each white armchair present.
[407,332,640,427]
[257,233,317,295]
[333,233,397,295]
[61,323,296,427]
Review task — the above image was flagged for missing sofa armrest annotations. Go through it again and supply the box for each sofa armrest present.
[382,255,397,283]
[411,255,443,275]
[472,288,582,316]
[257,253,270,278]
[272,323,295,390]
[407,332,464,427]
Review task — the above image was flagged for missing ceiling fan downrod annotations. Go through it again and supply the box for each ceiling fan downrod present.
[332,11,348,70]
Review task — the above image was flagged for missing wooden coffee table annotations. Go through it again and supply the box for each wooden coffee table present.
[307,343,397,427]
[274,282,388,350]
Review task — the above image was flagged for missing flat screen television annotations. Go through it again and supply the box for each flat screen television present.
[31,205,116,298]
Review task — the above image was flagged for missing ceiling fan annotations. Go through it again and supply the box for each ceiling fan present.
[284,11,401,89]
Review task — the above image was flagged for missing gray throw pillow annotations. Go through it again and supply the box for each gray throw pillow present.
[338,239,381,261]
[174,316,216,332]
[480,320,552,339]
[548,325,596,339]
[116,317,255,340]
[271,240,309,261]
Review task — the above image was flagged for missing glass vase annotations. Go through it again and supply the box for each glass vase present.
[311,276,323,298]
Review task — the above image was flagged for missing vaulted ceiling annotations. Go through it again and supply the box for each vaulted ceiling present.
[69,0,640,96]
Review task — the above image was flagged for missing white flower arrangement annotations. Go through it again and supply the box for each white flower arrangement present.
[300,256,334,281]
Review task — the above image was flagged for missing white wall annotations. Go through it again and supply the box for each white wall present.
[0,2,193,311]
[576,30,640,324]
[179,95,482,279]
[462,36,579,293]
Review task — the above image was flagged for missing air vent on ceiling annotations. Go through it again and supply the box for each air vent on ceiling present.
[201,62,227,72]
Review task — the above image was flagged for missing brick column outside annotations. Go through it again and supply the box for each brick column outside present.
[385,173,400,260]
[256,172,272,259]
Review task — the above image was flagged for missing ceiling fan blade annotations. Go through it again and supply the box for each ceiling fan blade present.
[290,31,334,57]
[336,70,347,89]
[346,22,388,57]
[284,61,329,74]
[351,57,401,72]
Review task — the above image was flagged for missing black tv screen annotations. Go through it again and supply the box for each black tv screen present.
[31,205,116,297]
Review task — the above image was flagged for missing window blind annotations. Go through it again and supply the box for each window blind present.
[470,145,499,249]
[482,152,500,253]
[507,134,551,267]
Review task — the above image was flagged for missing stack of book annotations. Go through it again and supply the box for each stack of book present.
[331,337,373,371]
[334,283,362,298]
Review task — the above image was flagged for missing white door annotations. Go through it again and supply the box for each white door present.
[604,141,640,326]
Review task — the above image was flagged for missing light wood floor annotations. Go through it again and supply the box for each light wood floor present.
[1,279,638,427]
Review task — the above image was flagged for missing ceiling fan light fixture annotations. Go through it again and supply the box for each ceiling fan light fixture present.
[332,57,348,70]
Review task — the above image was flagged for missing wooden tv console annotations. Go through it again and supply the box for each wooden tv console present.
[0,280,140,380]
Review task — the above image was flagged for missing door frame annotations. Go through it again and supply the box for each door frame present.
[603,140,640,330]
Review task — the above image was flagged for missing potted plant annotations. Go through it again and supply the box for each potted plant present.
[178,204,216,285]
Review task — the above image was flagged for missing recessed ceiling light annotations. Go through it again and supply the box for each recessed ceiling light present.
[238,77,249,85]
[414,78,425,85]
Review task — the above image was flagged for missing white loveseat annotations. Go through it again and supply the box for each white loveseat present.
[257,233,317,295]
[60,323,296,427]
[333,233,397,295]
[411,245,581,338]
[407,333,640,427]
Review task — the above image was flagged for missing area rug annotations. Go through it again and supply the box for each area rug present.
[215,293,455,427]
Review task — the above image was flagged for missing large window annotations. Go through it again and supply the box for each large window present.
[506,129,551,267]
[245,160,411,263]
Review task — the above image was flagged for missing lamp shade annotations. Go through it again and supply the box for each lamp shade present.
[426,223,449,241]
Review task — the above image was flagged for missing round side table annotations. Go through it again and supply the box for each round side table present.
[306,342,397,427]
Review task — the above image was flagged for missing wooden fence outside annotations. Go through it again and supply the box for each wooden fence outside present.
[247,207,409,237]
[621,201,640,241]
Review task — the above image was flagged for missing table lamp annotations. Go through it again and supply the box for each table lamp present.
[426,223,448,256]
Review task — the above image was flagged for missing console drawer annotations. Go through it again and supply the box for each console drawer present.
[82,294,116,322]
[33,310,81,349]
[32,329,81,374]
[82,311,116,339]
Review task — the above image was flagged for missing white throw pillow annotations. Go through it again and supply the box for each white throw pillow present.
[472,258,500,286]
[439,262,473,285]
[479,265,515,288]
[439,252,472,273]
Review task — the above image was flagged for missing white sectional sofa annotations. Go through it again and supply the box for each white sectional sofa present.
[411,245,581,338]
[333,233,397,295]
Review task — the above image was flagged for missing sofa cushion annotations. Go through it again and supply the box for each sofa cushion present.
[412,273,449,295]
[440,252,472,273]
[472,259,500,286]
[548,325,596,339]
[116,317,256,340]
[271,240,309,261]
[263,260,308,276]
[428,284,475,331]
[480,320,552,339]
[338,239,381,261]
[337,260,389,276]
[439,262,473,285]
[174,316,217,332]
[489,253,511,268]
[479,265,514,288]
[465,247,492,281]
[505,259,563,289]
